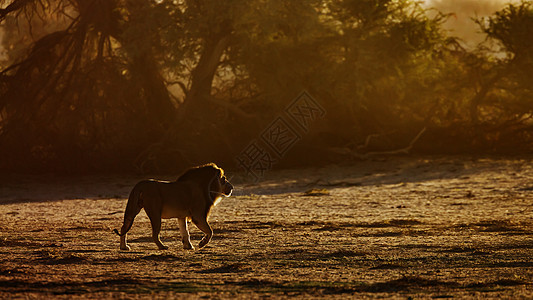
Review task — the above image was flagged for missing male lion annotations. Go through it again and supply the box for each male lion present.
[113,163,233,250]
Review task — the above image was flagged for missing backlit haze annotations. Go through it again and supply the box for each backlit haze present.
[424,0,521,47]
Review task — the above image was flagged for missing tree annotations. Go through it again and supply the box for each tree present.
[2,0,532,173]
[0,0,178,171]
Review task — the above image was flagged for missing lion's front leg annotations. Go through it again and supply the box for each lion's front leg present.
[193,218,213,249]
[178,218,194,250]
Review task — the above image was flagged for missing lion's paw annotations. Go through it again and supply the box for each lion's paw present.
[198,239,210,249]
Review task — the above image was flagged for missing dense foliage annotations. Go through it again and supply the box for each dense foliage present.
[0,0,532,173]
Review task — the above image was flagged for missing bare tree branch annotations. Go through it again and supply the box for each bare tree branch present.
[330,127,427,160]
[207,96,255,119]
[364,127,426,157]
[0,0,33,21]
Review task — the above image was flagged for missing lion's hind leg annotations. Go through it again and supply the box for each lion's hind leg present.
[116,188,143,251]
[118,214,139,251]
[119,231,131,251]
[147,214,168,250]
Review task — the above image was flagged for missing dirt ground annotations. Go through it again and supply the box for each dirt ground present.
[0,156,532,299]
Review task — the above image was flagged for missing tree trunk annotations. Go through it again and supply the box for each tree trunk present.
[470,69,504,124]
[181,33,231,118]
[129,52,177,128]
[123,0,177,129]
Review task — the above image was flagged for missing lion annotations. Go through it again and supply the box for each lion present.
[113,163,233,250]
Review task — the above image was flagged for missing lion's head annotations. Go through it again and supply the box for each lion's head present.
[177,163,233,200]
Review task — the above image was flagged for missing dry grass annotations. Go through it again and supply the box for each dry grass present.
[0,156,532,298]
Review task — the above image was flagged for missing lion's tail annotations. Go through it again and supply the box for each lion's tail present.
[114,184,144,237]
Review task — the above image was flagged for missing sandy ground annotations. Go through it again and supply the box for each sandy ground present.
[0,156,532,298]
